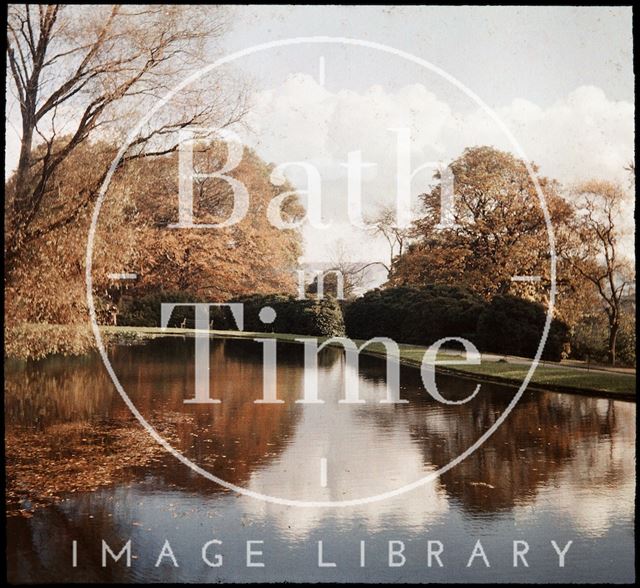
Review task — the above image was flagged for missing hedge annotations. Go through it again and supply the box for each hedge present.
[343,285,484,347]
[117,290,206,328]
[117,287,570,361]
[117,291,345,337]
[230,294,345,337]
[476,294,570,361]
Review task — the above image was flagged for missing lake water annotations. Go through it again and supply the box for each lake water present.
[5,337,636,583]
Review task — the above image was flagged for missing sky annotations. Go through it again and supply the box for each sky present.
[216,5,634,271]
[222,6,634,106]
[5,5,634,279]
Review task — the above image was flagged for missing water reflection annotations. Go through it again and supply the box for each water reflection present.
[5,336,635,582]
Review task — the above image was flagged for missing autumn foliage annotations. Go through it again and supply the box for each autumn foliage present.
[4,140,304,358]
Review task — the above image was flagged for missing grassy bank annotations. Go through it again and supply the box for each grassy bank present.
[101,325,636,400]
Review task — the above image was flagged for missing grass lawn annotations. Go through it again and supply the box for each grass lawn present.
[447,362,634,396]
[100,325,636,399]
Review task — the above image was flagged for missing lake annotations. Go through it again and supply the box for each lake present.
[5,336,636,583]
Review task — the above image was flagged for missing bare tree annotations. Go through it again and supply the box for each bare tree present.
[5,4,247,276]
[366,203,413,274]
[305,240,382,300]
[566,180,634,365]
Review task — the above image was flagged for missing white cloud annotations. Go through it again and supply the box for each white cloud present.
[451,85,635,185]
[240,76,634,267]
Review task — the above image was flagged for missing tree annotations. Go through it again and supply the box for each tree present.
[624,160,635,188]
[389,146,578,316]
[565,180,634,365]
[4,138,138,357]
[4,6,255,358]
[366,203,413,275]
[4,136,305,358]
[305,240,378,300]
[122,141,304,301]
[5,4,246,277]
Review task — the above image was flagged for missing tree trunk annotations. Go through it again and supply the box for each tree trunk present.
[608,320,619,366]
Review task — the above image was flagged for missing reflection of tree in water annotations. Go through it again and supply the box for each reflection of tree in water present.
[5,354,115,428]
[107,337,309,490]
[221,337,343,369]
[6,354,149,512]
[5,337,318,509]
[415,389,632,515]
[6,337,634,520]
[358,357,633,515]
[7,499,119,583]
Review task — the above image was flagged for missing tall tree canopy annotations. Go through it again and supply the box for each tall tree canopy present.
[4,5,305,358]
[4,138,304,357]
[565,180,634,365]
[389,146,581,318]
[118,141,304,301]
[6,4,246,277]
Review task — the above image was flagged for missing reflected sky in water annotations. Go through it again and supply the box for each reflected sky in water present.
[6,337,635,583]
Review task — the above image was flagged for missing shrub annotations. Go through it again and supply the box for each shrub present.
[477,295,570,361]
[4,323,94,360]
[117,290,206,327]
[118,290,346,337]
[616,314,636,367]
[230,294,345,337]
[344,285,485,346]
[570,314,608,363]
